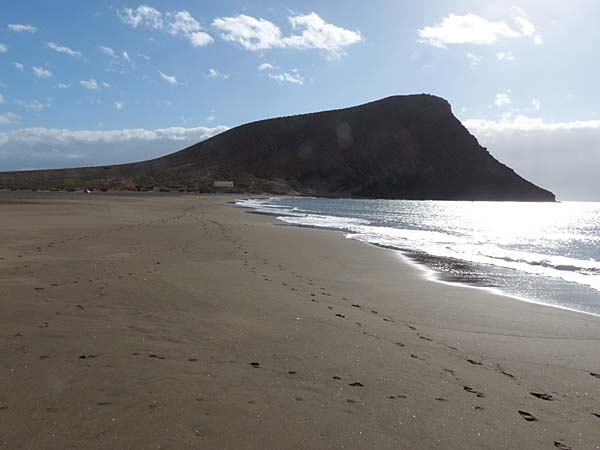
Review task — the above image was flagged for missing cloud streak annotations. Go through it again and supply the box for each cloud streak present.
[158,71,178,85]
[46,42,82,57]
[0,125,229,171]
[8,24,37,33]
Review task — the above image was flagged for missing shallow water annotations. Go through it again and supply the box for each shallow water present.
[237,197,600,316]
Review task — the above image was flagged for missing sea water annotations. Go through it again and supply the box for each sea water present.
[237,197,600,316]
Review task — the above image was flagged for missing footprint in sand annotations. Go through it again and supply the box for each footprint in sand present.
[591,372,600,379]
[463,386,485,398]
[518,410,537,422]
[332,376,342,380]
[249,362,260,368]
[349,382,364,387]
[466,359,483,366]
[554,442,572,450]
[395,342,405,347]
[406,325,417,331]
[288,371,297,375]
[335,314,346,318]
[531,392,553,401]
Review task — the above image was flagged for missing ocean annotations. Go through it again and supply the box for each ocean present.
[237,197,600,317]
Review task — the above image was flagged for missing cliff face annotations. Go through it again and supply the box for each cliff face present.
[0,94,555,201]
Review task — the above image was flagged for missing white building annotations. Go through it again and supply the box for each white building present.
[213,180,234,188]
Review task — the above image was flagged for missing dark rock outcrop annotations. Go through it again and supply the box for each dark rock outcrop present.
[0,94,555,201]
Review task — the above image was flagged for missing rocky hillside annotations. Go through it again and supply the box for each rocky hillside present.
[0,94,555,201]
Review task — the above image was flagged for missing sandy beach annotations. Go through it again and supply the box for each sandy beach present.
[1,192,599,450]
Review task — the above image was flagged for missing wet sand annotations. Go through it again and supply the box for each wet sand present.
[0,192,599,449]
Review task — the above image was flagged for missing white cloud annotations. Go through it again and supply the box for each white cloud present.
[12,62,24,70]
[465,116,600,200]
[466,52,483,68]
[206,68,230,79]
[0,133,7,146]
[258,63,275,71]
[494,90,512,107]
[0,43,7,53]
[268,71,304,85]
[32,66,53,79]
[0,113,19,124]
[212,15,282,51]
[212,12,362,57]
[514,16,543,45]
[99,46,117,58]
[8,24,37,33]
[531,98,541,111]
[0,125,229,171]
[119,5,214,48]
[464,115,600,133]
[497,51,516,61]
[0,94,4,104]
[137,53,150,60]
[15,99,52,111]
[55,83,69,89]
[119,5,163,28]
[159,71,178,85]
[514,16,535,36]
[80,79,109,90]
[46,42,82,57]
[418,13,521,47]
[190,31,214,47]
[283,13,363,56]
[115,100,125,110]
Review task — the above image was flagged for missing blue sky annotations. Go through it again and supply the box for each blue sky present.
[1,1,599,199]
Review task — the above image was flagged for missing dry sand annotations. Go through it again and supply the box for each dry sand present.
[0,192,599,450]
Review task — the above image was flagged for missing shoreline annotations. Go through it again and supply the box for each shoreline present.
[236,197,600,319]
[1,192,599,449]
